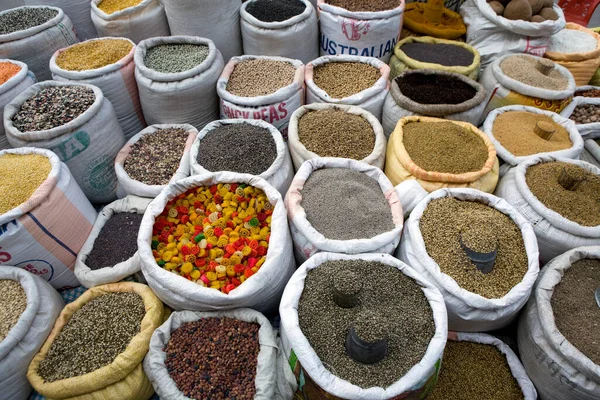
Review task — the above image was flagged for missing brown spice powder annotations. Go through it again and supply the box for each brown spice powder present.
[525,161,600,226]
[403,121,488,174]
[493,111,572,156]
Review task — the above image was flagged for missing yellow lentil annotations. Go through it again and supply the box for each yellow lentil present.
[0,154,52,215]
[97,0,143,14]
[56,39,133,71]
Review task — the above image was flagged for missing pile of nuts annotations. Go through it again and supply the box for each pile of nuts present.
[569,104,600,124]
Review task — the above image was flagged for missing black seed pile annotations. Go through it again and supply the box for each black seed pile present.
[400,42,475,67]
[85,212,144,270]
[196,123,277,175]
[396,73,477,105]
[246,0,307,22]
[0,7,58,35]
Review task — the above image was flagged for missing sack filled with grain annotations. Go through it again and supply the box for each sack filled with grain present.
[0,59,35,149]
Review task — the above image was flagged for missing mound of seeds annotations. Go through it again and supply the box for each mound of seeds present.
[313,62,380,99]
[85,212,144,270]
[56,39,133,71]
[227,59,296,97]
[420,197,528,298]
[97,0,142,14]
[493,111,572,156]
[124,128,190,185]
[325,0,400,12]
[569,104,600,124]
[0,7,57,35]
[12,86,95,132]
[301,168,394,240]
[0,62,20,85]
[428,341,523,400]
[396,73,477,105]
[298,109,375,160]
[526,161,600,226]
[144,44,210,74]
[399,42,475,67]
[0,153,51,215]
[165,318,260,400]
[0,280,27,342]
[403,121,489,174]
[500,56,569,91]
[298,259,435,388]
[38,292,145,382]
[551,258,600,365]
[576,89,600,98]
[196,123,277,175]
[246,0,306,22]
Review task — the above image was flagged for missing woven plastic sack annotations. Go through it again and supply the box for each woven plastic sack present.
[480,54,576,116]
[384,116,500,193]
[0,6,78,81]
[389,36,480,81]
[135,36,224,131]
[50,38,146,140]
[305,55,390,120]
[144,308,295,400]
[139,172,295,314]
[518,246,600,400]
[279,252,448,399]
[285,158,404,263]
[495,156,600,264]
[0,266,63,400]
[0,59,35,150]
[217,55,304,139]
[446,332,538,399]
[544,23,600,86]
[161,0,242,63]
[397,188,540,331]
[0,147,96,289]
[287,104,387,170]
[402,2,466,40]
[382,70,487,137]
[460,0,565,69]
[91,0,170,44]
[190,119,294,196]
[26,0,97,40]
[27,282,164,400]
[560,96,600,137]
[4,81,126,203]
[240,0,318,64]
[483,105,584,175]
[317,0,406,63]
[75,196,152,288]
[580,139,600,168]
[115,124,198,199]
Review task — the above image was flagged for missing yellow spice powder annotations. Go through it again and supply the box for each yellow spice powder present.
[0,154,52,215]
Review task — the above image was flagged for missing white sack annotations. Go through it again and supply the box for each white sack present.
[560,96,600,138]
[4,81,126,203]
[138,172,295,314]
[285,158,404,263]
[397,188,540,331]
[495,156,600,264]
[0,59,35,149]
[116,124,198,199]
[317,0,405,63]
[460,0,565,70]
[135,36,224,131]
[305,55,390,120]
[91,0,170,44]
[580,139,600,167]
[518,246,600,400]
[241,0,318,64]
[287,103,387,170]
[50,37,146,140]
[190,119,294,196]
[279,252,447,399]
[161,0,242,63]
[75,196,151,288]
[0,6,78,81]
[217,55,305,139]
[0,265,63,400]
[144,308,291,400]
[0,148,96,289]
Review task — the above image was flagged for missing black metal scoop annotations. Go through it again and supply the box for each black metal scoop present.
[345,327,388,365]
[460,235,498,274]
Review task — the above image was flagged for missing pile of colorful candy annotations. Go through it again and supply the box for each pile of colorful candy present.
[151,183,272,294]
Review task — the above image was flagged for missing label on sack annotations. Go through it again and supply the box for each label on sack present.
[484,84,571,116]
[220,100,293,139]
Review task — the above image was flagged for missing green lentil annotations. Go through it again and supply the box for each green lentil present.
[0,7,58,35]
[0,154,52,215]
[56,39,133,71]
[226,59,296,97]
[313,62,380,99]
[0,280,28,342]
[144,44,210,74]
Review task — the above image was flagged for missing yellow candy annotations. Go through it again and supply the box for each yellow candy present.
[256,257,266,268]
[162,251,174,262]
[207,236,218,246]
[166,243,177,251]
[226,265,236,277]
[206,272,217,281]
[230,255,241,265]
[181,263,193,275]
[190,270,201,280]
[210,282,221,289]
[209,249,217,259]
[242,246,252,256]
[171,257,182,265]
